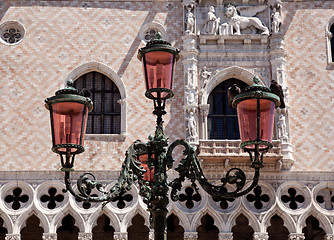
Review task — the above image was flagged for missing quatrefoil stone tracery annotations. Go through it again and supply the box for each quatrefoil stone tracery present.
[281,188,305,210]
[5,188,29,210]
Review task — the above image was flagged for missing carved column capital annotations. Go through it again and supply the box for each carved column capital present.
[184,232,198,240]
[199,104,210,117]
[325,234,334,240]
[253,232,269,240]
[114,232,128,240]
[288,233,305,240]
[219,232,233,240]
[149,230,154,240]
[5,234,21,240]
[42,233,57,240]
[78,232,93,240]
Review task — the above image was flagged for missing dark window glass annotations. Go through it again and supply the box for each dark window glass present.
[208,78,248,139]
[74,71,121,134]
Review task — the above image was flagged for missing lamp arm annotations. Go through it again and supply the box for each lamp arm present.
[62,141,151,205]
[168,139,261,201]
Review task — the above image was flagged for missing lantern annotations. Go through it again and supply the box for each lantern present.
[138,154,154,182]
[233,84,280,152]
[45,80,93,156]
[138,33,180,100]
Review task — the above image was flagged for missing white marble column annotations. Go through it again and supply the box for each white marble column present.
[199,104,210,139]
[182,25,199,147]
[269,34,294,170]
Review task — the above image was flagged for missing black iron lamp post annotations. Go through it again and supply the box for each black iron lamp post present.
[45,35,280,240]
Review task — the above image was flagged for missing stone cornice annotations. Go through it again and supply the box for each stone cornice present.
[0,170,333,182]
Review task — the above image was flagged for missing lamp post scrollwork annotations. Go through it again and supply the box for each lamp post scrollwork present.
[44,34,280,240]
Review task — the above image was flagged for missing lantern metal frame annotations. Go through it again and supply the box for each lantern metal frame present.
[45,38,280,240]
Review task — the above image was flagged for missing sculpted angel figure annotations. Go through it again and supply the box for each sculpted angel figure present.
[201,6,220,35]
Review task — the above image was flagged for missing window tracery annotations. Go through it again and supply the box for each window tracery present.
[74,71,121,134]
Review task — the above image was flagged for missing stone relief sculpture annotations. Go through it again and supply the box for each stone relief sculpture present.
[185,85,198,105]
[271,3,282,33]
[201,6,220,35]
[185,5,195,34]
[221,4,269,35]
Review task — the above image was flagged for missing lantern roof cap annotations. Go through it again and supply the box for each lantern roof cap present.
[232,76,280,108]
[137,33,180,61]
[55,79,81,96]
[241,76,271,94]
[44,79,93,111]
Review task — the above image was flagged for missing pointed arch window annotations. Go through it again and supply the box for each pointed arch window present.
[207,78,247,139]
[74,71,121,134]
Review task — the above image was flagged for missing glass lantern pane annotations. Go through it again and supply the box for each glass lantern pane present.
[142,51,175,99]
[52,102,88,152]
[237,99,275,149]
[138,154,154,182]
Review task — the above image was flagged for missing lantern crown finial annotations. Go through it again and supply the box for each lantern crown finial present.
[66,79,75,88]
[154,32,162,40]
[253,76,260,85]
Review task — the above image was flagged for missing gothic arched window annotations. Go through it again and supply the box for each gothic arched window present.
[74,71,121,134]
[208,78,247,139]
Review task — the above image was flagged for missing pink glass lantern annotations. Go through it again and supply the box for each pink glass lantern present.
[233,84,280,151]
[138,35,179,100]
[45,81,93,155]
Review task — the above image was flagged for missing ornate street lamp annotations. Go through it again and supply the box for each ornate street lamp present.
[45,35,280,240]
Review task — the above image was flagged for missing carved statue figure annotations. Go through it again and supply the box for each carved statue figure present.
[224,4,269,35]
[185,6,195,33]
[187,112,198,140]
[271,4,282,33]
[201,6,220,35]
[278,112,288,140]
[200,66,211,88]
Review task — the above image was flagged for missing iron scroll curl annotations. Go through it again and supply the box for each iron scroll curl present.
[167,139,261,201]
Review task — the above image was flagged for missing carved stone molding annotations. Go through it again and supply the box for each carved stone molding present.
[326,234,334,240]
[78,232,93,240]
[42,233,57,240]
[253,232,269,240]
[219,232,233,240]
[149,231,154,240]
[114,232,127,240]
[5,234,21,240]
[289,233,305,240]
[184,232,198,240]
